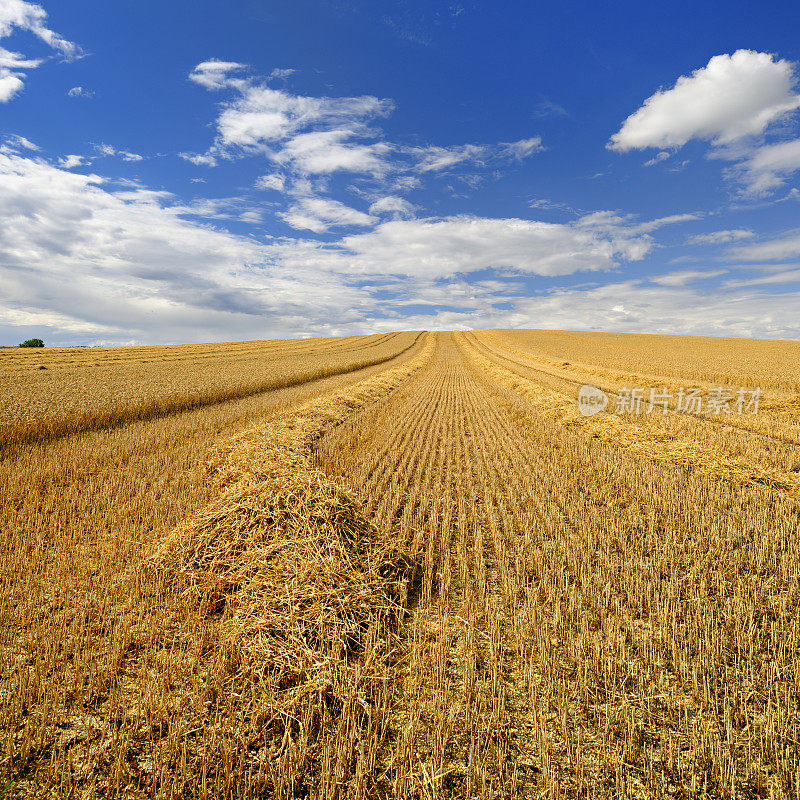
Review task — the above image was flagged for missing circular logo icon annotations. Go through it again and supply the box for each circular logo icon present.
[577,384,608,417]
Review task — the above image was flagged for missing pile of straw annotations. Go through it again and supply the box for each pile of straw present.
[145,334,434,792]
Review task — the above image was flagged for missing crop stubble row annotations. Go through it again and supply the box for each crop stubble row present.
[316,331,800,798]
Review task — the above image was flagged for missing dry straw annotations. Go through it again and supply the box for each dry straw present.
[145,334,435,793]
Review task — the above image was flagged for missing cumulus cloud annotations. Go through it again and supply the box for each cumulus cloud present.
[0,46,39,100]
[215,84,393,150]
[274,130,392,176]
[609,51,800,196]
[286,214,655,280]
[609,50,800,152]
[1,150,695,343]
[0,1,80,102]
[0,151,370,342]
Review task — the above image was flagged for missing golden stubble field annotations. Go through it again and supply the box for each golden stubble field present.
[1,328,798,799]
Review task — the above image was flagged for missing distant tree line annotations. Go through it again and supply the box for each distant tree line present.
[19,338,45,347]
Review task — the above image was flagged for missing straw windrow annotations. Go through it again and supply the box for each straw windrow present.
[143,333,435,794]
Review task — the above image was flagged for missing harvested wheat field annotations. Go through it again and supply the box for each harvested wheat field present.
[1,328,799,799]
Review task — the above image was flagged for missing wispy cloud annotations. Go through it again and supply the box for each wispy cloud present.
[686,229,754,245]
[650,269,728,286]
[186,62,544,188]
[278,196,376,233]
[0,1,81,102]
[728,229,800,261]
[95,143,144,162]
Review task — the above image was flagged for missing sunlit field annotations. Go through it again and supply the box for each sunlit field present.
[2,329,798,798]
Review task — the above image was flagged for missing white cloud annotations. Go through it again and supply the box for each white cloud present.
[58,154,84,169]
[686,229,755,245]
[179,152,218,167]
[407,144,487,172]
[0,46,39,99]
[8,149,758,344]
[0,152,368,342]
[0,1,80,102]
[405,137,542,173]
[528,197,575,213]
[254,173,285,191]
[628,212,703,234]
[239,210,262,224]
[95,143,144,162]
[724,268,800,288]
[728,230,800,262]
[0,1,79,56]
[532,99,569,118]
[189,63,544,186]
[189,59,247,90]
[609,50,800,151]
[650,269,727,286]
[275,130,392,176]
[5,133,39,151]
[215,83,393,149]
[502,136,544,159]
[286,214,655,280]
[0,45,40,70]
[278,196,375,232]
[643,151,670,167]
[0,70,23,101]
[0,47,27,99]
[67,85,93,98]
[496,280,800,339]
[576,210,701,237]
[737,137,800,195]
[368,195,415,219]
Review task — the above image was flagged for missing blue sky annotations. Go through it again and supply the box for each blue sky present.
[2,0,800,345]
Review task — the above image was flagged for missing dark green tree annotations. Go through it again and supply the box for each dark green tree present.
[19,338,44,348]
